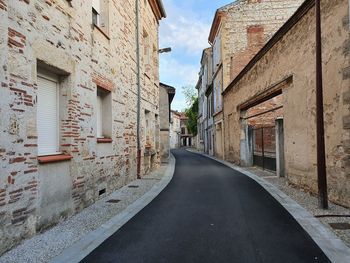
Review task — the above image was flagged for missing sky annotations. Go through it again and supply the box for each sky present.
[159,0,232,111]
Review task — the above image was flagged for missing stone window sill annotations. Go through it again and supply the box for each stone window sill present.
[93,24,110,40]
[38,154,73,164]
[97,138,112,144]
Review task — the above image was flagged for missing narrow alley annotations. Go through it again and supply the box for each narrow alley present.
[80,150,329,263]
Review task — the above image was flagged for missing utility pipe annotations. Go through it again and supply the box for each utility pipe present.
[136,0,141,179]
[315,0,328,209]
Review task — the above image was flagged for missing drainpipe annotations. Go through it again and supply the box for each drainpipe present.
[315,0,328,209]
[136,0,141,179]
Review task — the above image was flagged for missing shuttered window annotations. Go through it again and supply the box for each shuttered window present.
[92,0,101,26]
[96,93,103,138]
[37,75,59,156]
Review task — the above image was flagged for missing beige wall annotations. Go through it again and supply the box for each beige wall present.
[223,0,350,207]
[159,85,171,162]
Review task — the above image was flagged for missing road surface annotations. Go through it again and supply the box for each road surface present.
[81,149,329,263]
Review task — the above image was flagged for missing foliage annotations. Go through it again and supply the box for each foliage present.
[182,85,197,108]
[182,86,198,136]
[185,97,198,136]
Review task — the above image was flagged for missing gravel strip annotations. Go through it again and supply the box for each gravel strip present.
[0,165,167,263]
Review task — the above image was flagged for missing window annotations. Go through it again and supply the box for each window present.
[143,29,151,66]
[96,87,112,139]
[92,0,101,26]
[37,72,59,156]
[92,0,109,36]
[181,127,186,135]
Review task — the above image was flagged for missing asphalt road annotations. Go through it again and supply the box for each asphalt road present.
[81,149,330,263]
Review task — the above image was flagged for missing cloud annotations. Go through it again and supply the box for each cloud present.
[171,97,187,111]
[160,56,198,87]
[160,1,211,55]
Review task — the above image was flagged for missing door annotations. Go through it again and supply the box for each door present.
[253,126,276,171]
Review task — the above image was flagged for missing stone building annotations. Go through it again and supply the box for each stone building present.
[170,110,181,149]
[207,0,303,159]
[222,0,350,207]
[0,0,165,254]
[159,83,175,163]
[179,113,194,147]
[196,47,212,154]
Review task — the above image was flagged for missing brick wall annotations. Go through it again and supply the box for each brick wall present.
[0,0,163,254]
[219,0,304,91]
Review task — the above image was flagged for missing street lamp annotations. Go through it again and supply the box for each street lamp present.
[158,47,172,53]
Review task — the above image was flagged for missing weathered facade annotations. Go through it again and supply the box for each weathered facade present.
[159,83,175,163]
[196,47,212,154]
[223,0,350,207]
[169,110,181,149]
[179,113,194,147]
[0,0,165,254]
[207,0,303,159]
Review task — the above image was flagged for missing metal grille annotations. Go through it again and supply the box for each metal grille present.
[253,126,276,171]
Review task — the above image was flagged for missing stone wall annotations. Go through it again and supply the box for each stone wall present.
[223,0,350,207]
[0,0,164,254]
[170,111,180,149]
[219,0,304,91]
[159,84,171,162]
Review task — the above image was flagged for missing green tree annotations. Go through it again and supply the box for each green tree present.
[185,97,198,136]
[182,86,198,136]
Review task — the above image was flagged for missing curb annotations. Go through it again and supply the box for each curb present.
[51,154,176,263]
[187,149,350,263]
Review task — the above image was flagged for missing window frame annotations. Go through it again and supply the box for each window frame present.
[37,72,61,157]
[96,86,112,142]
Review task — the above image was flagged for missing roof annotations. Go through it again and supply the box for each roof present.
[223,0,314,95]
[160,82,176,103]
[148,0,166,21]
[171,110,182,117]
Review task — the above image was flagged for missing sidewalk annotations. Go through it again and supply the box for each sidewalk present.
[0,157,175,263]
[187,148,350,262]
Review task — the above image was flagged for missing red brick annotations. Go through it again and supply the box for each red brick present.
[9,157,26,164]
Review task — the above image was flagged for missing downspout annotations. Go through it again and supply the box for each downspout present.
[136,0,141,179]
[315,0,328,209]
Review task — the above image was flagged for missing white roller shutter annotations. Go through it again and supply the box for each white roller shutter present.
[96,94,103,138]
[37,75,59,156]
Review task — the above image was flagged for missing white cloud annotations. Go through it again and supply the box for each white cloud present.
[160,1,211,55]
[160,56,198,87]
[171,97,187,111]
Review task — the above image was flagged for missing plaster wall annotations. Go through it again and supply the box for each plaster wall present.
[223,0,350,207]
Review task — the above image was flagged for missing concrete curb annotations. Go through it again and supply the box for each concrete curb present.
[50,154,176,263]
[187,149,350,263]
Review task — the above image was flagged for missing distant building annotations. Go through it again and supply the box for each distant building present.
[170,111,181,149]
[196,48,213,153]
[180,113,194,147]
[205,0,303,159]
[159,83,175,163]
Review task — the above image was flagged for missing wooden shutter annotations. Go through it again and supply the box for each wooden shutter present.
[37,75,59,156]
[96,94,103,138]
